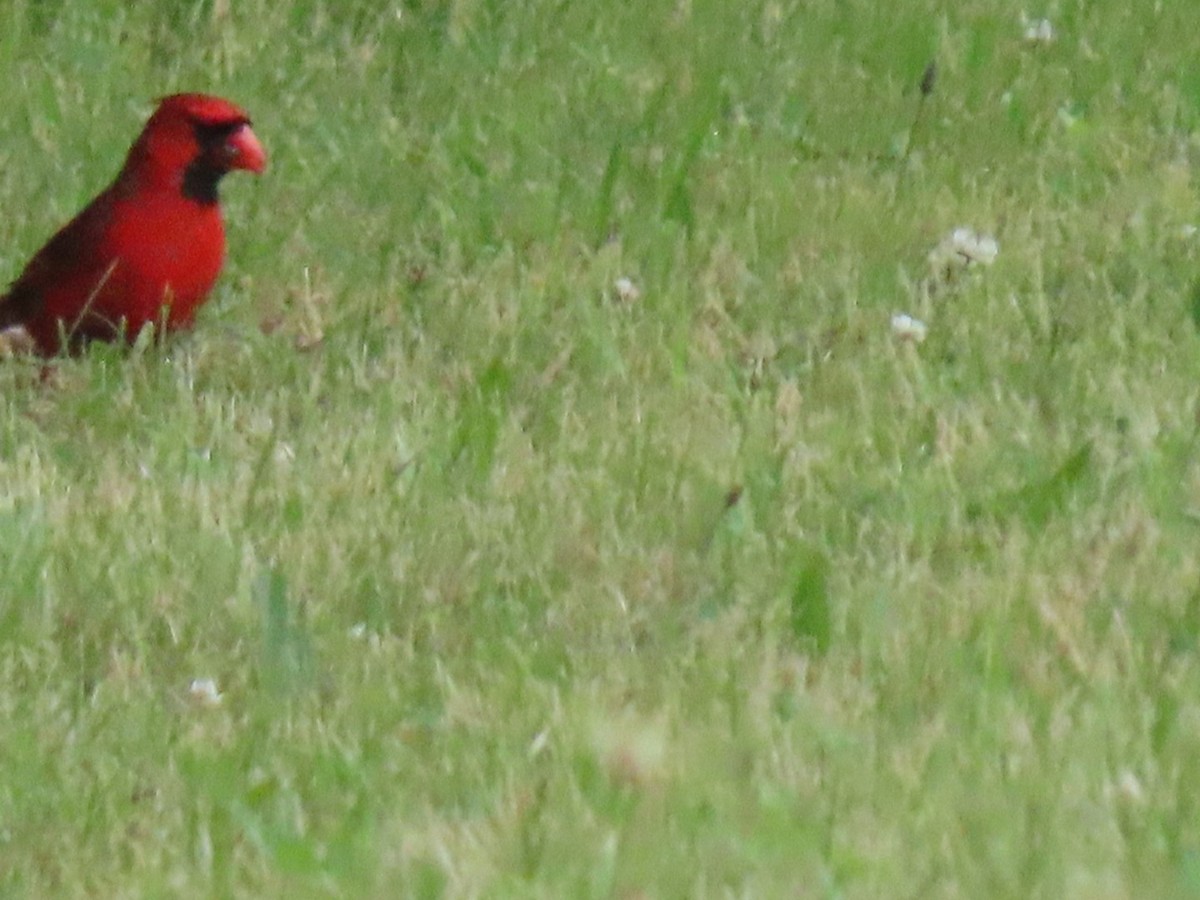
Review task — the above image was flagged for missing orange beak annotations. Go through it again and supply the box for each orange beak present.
[228,124,267,174]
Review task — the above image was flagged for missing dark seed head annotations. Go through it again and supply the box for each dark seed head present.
[920,60,938,97]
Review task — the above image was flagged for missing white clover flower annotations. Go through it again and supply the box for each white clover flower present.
[952,228,998,265]
[891,313,928,343]
[0,326,35,356]
[929,227,999,271]
[188,678,223,708]
[1021,14,1055,44]
[613,276,642,304]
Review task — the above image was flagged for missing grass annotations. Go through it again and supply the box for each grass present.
[1,0,1200,895]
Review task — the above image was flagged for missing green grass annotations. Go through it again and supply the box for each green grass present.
[1,0,1200,895]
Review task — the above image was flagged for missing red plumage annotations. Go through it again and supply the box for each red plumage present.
[0,93,266,355]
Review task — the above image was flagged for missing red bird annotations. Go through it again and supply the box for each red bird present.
[0,93,266,355]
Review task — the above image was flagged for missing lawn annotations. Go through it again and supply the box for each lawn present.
[1,0,1199,896]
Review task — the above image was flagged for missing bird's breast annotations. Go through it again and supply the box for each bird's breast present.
[101,193,227,329]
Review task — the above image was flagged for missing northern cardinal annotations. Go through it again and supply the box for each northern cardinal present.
[0,93,266,355]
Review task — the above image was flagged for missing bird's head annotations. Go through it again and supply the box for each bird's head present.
[125,93,266,203]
